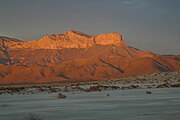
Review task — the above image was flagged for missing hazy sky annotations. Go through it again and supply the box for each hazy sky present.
[0,0,180,54]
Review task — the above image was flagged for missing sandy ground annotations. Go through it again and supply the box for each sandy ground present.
[0,88,180,120]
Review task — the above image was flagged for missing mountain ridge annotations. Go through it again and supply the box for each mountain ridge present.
[0,30,126,50]
[0,30,179,85]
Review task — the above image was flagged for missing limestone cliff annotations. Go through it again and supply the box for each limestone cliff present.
[1,30,126,49]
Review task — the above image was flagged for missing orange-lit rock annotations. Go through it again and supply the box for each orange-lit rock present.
[95,33,126,46]
[1,30,126,50]
[0,30,180,85]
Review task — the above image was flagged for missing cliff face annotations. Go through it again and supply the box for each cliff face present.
[0,30,180,85]
[95,33,125,46]
[1,30,126,49]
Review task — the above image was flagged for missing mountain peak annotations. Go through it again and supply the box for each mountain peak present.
[2,30,127,49]
[65,30,92,38]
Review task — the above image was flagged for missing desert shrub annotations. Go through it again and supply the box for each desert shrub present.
[57,93,66,98]
[23,112,42,120]
[0,102,8,107]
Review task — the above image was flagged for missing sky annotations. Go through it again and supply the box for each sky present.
[0,0,180,54]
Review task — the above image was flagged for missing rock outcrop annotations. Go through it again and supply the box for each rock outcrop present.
[1,30,126,49]
[95,32,126,46]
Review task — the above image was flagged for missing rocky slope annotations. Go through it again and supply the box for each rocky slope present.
[0,30,180,84]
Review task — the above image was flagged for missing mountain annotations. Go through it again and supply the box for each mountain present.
[0,30,180,85]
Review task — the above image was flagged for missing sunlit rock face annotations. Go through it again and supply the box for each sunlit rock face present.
[95,32,126,46]
[1,30,126,49]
